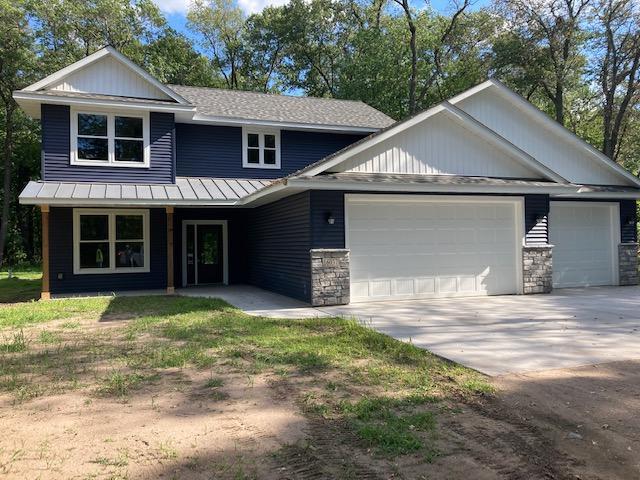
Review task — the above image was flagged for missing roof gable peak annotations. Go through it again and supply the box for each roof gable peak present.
[22,46,189,105]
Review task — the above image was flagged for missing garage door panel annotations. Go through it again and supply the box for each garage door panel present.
[550,202,617,288]
[347,196,520,301]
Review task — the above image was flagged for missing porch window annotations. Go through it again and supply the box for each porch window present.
[71,109,149,167]
[73,209,150,274]
[242,127,280,169]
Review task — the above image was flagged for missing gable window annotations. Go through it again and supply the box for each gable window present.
[73,209,150,274]
[71,109,149,167]
[242,127,280,169]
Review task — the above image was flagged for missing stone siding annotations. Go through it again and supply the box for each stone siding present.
[618,243,639,286]
[310,249,350,306]
[523,245,553,294]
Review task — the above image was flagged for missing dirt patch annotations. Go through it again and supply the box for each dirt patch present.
[2,310,639,479]
[492,360,640,480]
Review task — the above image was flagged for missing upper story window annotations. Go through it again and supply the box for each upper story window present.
[71,108,150,168]
[242,127,280,169]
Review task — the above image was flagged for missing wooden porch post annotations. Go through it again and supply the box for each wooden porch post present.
[166,206,175,294]
[40,205,51,300]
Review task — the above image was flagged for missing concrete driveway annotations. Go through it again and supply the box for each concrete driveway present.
[320,287,640,376]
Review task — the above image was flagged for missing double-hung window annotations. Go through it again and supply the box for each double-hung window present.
[242,127,280,169]
[71,109,149,167]
[73,209,150,274]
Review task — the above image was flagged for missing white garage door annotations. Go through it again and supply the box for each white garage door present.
[550,202,619,288]
[346,195,521,302]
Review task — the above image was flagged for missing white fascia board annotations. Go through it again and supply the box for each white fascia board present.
[455,79,640,188]
[441,102,569,184]
[297,104,449,177]
[285,178,579,195]
[13,91,196,114]
[190,114,380,134]
[22,46,190,105]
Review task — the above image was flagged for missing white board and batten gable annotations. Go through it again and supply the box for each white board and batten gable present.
[312,79,640,189]
[20,46,188,107]
[46,55,172,101]
[334,107,545,179]
[449,82,635,187]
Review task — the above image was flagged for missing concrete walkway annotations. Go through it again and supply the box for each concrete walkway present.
[320,287,640,375]
[178,285,326,319]
[181,284,640,376]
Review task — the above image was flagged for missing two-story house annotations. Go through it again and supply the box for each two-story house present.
[15,47,640,305]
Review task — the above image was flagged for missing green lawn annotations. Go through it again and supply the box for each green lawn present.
[0,267,42,303]
[0,293,491,461]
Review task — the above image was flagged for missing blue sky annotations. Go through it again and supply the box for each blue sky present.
[154,0,491,37]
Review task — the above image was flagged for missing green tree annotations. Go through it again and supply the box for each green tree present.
[187,0,247,89]
[0,0,37,267]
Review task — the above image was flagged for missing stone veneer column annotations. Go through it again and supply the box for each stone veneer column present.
[310,249,350,306]
[522,245,553,294]
[618,243,639,286]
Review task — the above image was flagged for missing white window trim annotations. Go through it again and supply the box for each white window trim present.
[73,208,151,275]
[242,126,281,169]
[70,107,150,168]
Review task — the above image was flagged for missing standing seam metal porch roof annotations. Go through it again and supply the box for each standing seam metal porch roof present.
[19,177,273,204]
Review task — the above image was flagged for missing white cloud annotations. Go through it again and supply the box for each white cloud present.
[236,0,289,14]
[152,0,290,15]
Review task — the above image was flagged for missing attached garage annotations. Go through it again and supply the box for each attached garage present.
[549,202,620,288]
[346,195,523,302]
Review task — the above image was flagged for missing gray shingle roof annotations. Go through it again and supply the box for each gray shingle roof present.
[307,173,562,187]
[19,177,273,205]
[168,84,395,130]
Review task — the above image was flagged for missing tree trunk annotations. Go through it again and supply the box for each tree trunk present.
[0,105,14,267]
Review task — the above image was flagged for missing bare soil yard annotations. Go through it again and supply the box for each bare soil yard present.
[0,276,638,479]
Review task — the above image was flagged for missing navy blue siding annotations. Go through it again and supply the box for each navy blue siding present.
[524,194,550,245]
[49,207,167,294]
[310,190,345,248]
[619,200,637,243]
[175,123,365,178]
[42,104,175,183]
[172,208,249,287]
[247,192,312,302]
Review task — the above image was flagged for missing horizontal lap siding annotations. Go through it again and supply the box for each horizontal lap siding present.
[620,200,637,243]
[49,207,167,293]
[173,208,249,287]
[310,191,345,248]
[247,192,312,302]
[175,124,365,178]
[524,194,550,245]
[42,104,174,183]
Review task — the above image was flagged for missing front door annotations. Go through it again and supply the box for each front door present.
[185,223,224,285]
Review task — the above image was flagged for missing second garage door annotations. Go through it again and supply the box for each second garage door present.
[549,202,619,288]
[346,195,521,302]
